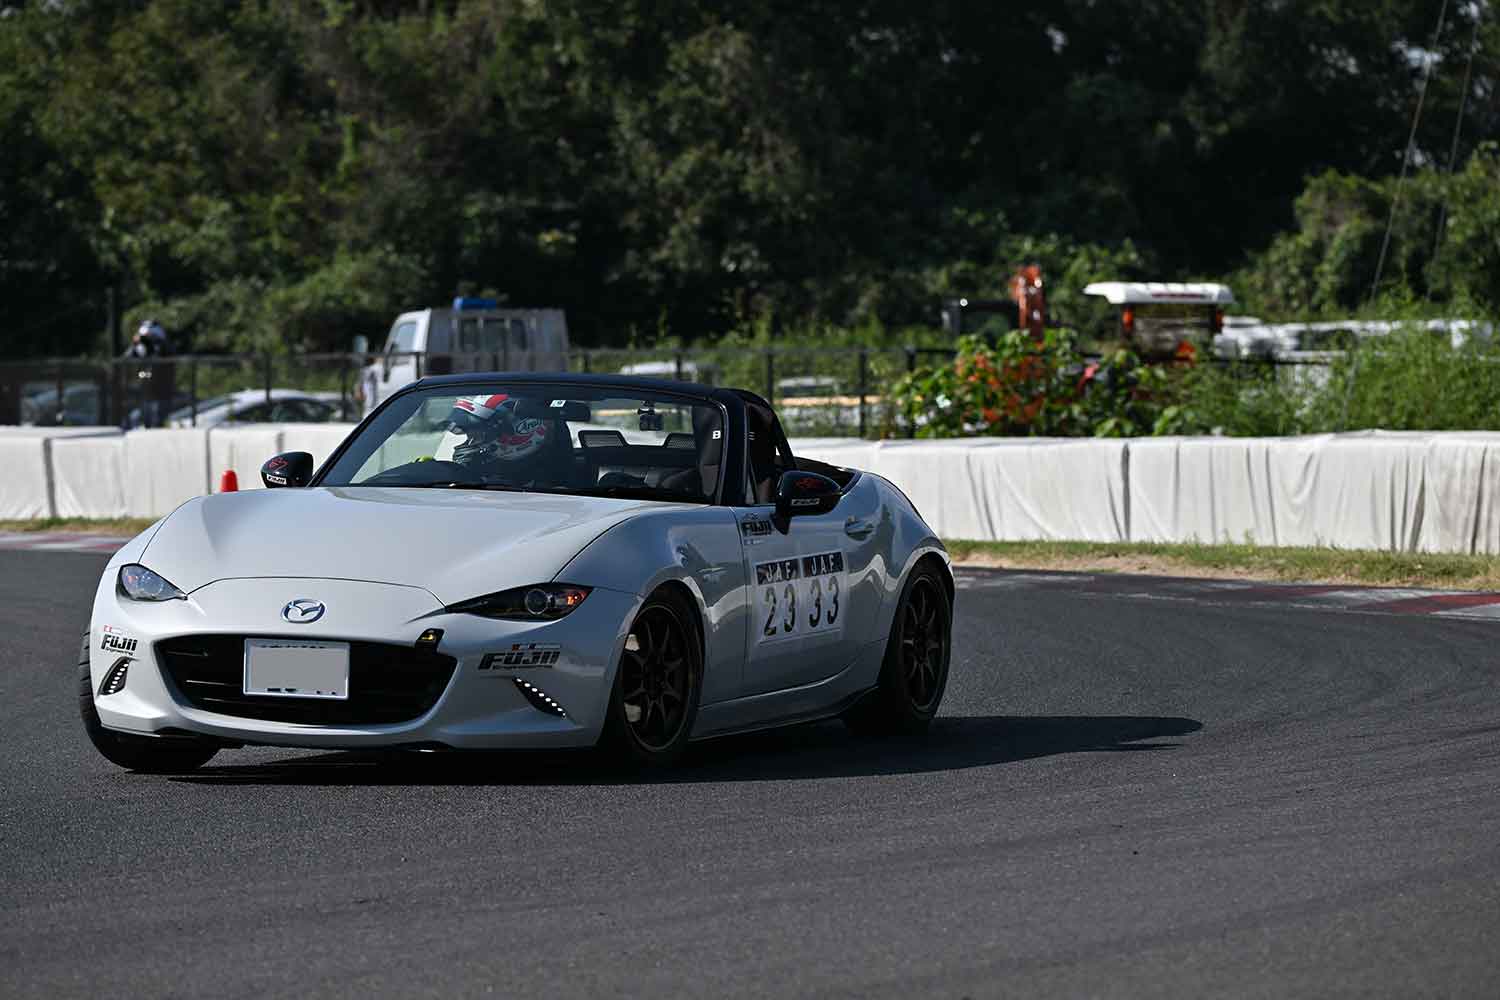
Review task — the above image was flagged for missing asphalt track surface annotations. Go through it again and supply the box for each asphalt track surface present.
[3,551,1498,998]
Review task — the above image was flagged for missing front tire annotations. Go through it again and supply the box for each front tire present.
[844,562,952,737]
[599,589,703,767]
[77,632,218,774]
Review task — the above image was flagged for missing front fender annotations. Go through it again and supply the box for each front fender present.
[555,506,749,705]
[869,472,952,645]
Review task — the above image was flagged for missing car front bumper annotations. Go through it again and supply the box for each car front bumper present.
[87,575,640,750]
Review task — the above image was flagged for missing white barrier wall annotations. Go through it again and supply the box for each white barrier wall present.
[1421,434,1500,555]
[0,435,54,519]
[1125,431,1500,553]
[53,436,128,519]
[0,424,356,522]
[0,427,131,520]
[6,425,1500,555]
[797,438,1129,542]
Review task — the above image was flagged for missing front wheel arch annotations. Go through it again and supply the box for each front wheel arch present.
[598,583,706,766]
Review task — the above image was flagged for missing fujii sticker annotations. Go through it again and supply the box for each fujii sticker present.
[739,516,772,546]
[99,625,138,655]
[753,550,845,644]
[479,643,561,670]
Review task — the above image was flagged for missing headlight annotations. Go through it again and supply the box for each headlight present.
[448,584,591,621]
[117,563,187,602]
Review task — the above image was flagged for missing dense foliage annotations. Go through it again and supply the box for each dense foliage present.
[1,0,1495,356]
[893,323,1500,439]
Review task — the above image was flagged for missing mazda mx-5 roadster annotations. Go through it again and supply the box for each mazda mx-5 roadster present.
[80,373,954,770]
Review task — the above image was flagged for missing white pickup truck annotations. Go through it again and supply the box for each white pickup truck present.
[364,298,569,412]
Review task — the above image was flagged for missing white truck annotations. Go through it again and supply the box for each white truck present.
[363,298,569,414]
[1082,282,1235,360]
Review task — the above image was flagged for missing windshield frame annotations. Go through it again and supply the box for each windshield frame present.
[313,378,731,506]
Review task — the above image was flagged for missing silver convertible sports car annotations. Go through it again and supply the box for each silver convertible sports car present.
[80,374,953,770]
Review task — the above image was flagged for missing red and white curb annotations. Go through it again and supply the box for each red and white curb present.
[954,568,1500,621]
[0,532,126,555]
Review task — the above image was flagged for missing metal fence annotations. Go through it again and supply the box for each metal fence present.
[0,346,1334,437]
[0,346,959,436]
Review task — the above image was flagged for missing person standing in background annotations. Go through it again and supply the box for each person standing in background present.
[122,320,174,427]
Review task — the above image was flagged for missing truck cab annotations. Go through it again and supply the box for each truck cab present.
[370,298,569,411]
[1082,282,1234,360]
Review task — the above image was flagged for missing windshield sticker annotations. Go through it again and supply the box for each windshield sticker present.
[753,551,845,644]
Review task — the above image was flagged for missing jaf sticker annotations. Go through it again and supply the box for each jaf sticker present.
[753,551,845,643]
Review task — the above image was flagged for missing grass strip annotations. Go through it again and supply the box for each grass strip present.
[945,539,1500,591]
[0,517,157,536]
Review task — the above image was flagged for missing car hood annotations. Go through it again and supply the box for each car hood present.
[142,487,683,606]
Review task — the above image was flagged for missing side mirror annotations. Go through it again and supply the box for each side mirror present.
[261,452,314,489]
[774,470,841,521]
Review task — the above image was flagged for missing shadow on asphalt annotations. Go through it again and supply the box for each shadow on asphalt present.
[167,715,1203,787]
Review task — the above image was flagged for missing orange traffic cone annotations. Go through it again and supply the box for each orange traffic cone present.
[220,469,239,493]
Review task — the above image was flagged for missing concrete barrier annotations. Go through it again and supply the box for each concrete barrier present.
[6,425,1500,554]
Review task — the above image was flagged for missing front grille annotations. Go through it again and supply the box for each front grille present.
[156,635,457,725]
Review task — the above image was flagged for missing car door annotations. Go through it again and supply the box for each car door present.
[735,420,882,696]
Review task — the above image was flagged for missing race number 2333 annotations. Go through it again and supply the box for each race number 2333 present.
[754,551,845,643]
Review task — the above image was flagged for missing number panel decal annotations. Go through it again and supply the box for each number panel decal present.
[752,550,845,645]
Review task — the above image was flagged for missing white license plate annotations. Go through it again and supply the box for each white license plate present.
[243,638,350,700]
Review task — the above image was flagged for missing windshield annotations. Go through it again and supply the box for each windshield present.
[387,320,418,354]
[320,383,726,504]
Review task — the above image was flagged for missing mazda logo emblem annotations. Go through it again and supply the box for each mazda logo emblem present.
[281,598,326,624]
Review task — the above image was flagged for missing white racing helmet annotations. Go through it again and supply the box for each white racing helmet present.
[446,393,552,468]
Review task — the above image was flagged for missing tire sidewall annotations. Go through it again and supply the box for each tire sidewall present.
[602,590,704,766]
[78,630,217,773]
[879,564,952,728]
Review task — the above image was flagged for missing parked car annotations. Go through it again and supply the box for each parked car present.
[163,389,353,428]
[616,359,718,383]
[20,383,104,426]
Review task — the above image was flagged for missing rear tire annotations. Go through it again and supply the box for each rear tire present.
[77,632,218,774]
[843,562,952,737]
[599,589,703,768]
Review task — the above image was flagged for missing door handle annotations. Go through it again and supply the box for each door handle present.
[844,518,875,540]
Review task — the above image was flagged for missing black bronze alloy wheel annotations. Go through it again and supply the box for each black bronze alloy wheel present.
[604,590,702,765]
[899,574,948,713]
[844,562,952,736]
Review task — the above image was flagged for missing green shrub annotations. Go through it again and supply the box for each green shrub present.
[889,331,1182,438]
[888,321,1500,440]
